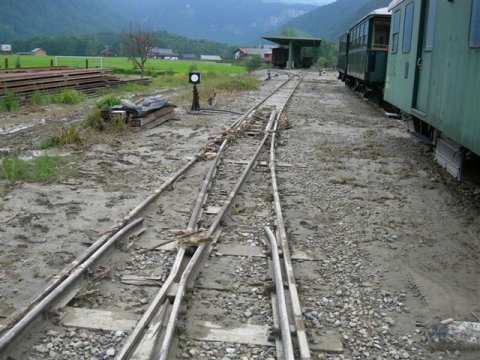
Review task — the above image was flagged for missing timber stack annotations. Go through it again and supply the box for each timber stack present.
[0,68,150,98]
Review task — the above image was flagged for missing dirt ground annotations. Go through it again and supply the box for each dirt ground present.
[0,70,278,327]
[279,71,480,359]
[1,69,479,360]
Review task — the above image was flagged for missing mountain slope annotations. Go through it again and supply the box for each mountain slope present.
[0,0,314,44]
[283,0,390,41]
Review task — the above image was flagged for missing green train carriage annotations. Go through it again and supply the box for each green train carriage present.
[342,8,392,93]
[385,0,480,178]
[337,33,349,81]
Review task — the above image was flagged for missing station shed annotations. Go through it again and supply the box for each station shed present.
[262,35,322,69]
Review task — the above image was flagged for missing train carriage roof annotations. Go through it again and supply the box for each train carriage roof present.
[350,7,391,29]
[388,0,405,11]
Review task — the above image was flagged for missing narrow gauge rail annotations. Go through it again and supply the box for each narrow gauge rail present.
[0,73,309,360]
[114,76,308,359]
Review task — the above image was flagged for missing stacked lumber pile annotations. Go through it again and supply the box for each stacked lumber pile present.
[101,96,177,129]
[0,68,150,97]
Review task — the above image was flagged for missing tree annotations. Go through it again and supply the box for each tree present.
[122,25,154,78]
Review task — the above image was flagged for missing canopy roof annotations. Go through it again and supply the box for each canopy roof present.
[262,36,322,47]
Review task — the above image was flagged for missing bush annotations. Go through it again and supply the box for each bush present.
[51,89,85,105]
[0,155,64,183]
[0,91,19,112]
[30,92,51,106]
[96,95,121,110]
[39,126,83,149]
[84,108,105,131]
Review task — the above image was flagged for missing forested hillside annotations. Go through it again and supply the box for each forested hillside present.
[10,32,235,59]
[0,0,314,44]
[283,0,390,41]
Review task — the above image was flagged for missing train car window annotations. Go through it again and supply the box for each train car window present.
[364,22,369,46]
[360,23,364,46]
[425,0,437,50]
[470,0,480,48]
[392,10,401,53]
[402,2,415,53]
[373,19,390,49]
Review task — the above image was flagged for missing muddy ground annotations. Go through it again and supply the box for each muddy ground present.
[0,70,278,326]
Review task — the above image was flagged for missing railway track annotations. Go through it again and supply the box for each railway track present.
[0,72,309,360]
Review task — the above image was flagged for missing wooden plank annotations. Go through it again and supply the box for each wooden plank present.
[187,321,274,347]
[62,307,139,332]
[310,333,344,353]
[130,106,176,127]
[120,275,162,287]
[216,244,266,258]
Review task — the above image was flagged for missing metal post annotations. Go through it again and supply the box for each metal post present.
[85,58,89,69]
[288,41,294,70]
[4,58,8,69]
[191,84,200,111]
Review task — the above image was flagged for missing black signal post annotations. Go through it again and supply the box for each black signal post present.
[189,72,201,112]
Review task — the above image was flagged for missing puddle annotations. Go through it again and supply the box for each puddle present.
[0,118,46,136]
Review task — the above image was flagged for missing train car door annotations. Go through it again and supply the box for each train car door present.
[412,0,437,115]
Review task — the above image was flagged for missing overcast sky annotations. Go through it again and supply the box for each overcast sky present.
[272,0,336,5]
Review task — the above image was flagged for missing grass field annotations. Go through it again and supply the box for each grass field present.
[0,55,246,75]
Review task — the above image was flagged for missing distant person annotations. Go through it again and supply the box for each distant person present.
[267,70,271,81]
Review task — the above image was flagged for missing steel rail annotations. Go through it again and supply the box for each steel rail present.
[265,227,295,360]
[117,115,228,360]
[0,74,296,358]
[0,155,201,353]
[156,109,278,360]
[269,76,312,359]
[117,75,294,360]
[0,218,144,351]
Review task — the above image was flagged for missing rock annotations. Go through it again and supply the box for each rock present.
[385,316,395,326]
[33,344,48,354]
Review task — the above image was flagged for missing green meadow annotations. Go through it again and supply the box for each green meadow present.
[0,55,246,75]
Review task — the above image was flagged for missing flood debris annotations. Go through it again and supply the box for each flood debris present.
[101,96,176,128]
[428,320,480,351]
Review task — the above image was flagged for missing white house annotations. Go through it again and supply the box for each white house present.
[200,55,222,62]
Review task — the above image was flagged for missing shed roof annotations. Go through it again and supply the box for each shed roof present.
[237,47,273,56]
[151,48,176,56]
[262,36,322,47]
